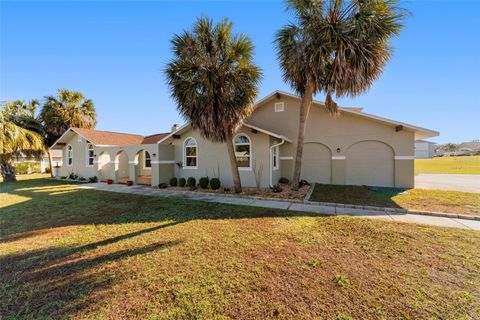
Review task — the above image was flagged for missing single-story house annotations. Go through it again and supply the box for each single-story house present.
[414,140,436,158]
[49,91,439,188]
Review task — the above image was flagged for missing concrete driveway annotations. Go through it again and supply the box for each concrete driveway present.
[415,174,480,193]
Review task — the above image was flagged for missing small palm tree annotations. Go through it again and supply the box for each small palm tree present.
[1,101,44,182]
[165,18,261,193]
[39,89,97,176]
[276,0,405,190]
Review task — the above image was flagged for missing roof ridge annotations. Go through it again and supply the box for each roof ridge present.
[72,127,144,137]
[143,132,169,138]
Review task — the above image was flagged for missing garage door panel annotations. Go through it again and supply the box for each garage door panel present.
[346,141,394,187]
[301,143,331,184]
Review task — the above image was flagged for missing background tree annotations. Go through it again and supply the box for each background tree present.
[39,89,97,176]
[275,0,405,190]
[0,100,44,181]
[165,18,261,193]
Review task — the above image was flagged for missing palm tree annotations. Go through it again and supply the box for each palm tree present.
[165,18,261,193]
[1,101,45,182]
[275,0,405,190]
[39,89,97,176]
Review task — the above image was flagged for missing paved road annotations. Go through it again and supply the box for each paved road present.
[415,174,480,193]
[77,183,480,231]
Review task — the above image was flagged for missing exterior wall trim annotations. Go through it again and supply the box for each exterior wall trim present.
[332,156,346,160]
[395,156,415,160]
[151,160,176,164]
[128,161,139,165]
[280,156,293,160]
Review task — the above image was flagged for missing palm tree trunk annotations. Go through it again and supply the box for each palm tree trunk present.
[1,157,17,182]
[292,82,314,191]
[47,149,54,177]
[226,133,242,193]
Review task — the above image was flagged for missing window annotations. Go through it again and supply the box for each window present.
[275,102,284,112]
[184,138,197,168]
[234,134,251,169]
[144,151,152,169]
[66,145,73,166]
[86,144,94,167]
[272,146,279,170]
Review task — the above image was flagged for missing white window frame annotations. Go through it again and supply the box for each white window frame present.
[143,150,152,170]
[86,144,94,167]
[233,134,252,171]
[66,144,73,167]
[274,102,284,112]
[183,137,198,169]
[272,146,279,170]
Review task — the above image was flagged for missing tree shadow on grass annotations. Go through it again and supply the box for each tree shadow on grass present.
[0,178,336,317]
[1,239,181,318]
[0,178,333,240]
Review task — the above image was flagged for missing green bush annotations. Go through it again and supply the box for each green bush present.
[187,177,196,188]
[45,167,51,174]
[88,176,98,183]
[199,176,209,189]
[60,176,67,179]
[170,177,178,187]
[79,177,86,181]
[68,172,78,180]
[210,178,221,190]
[14,162,41,175]
[179,177,186,187]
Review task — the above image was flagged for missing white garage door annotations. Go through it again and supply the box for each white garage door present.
[301,143,331,184]
[346,141,394,187]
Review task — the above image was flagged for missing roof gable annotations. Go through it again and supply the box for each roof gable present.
[255,91,439,140]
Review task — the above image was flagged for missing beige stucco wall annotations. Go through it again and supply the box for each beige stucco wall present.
[58,134,97,178]
[170,126,274,188]
[56,132,174,186]
[247,96,415,188]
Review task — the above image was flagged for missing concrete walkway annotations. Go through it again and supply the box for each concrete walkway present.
[77,183,480,231]
[415,174,480,193]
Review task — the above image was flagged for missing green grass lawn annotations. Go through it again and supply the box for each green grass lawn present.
[310,184,480,216]
[415,155,480,175]
[1,176,479,319]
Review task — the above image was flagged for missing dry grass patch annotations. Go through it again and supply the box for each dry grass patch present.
[1,177,479,319]
[415,155,480,175]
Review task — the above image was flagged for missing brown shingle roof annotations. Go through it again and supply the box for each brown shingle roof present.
[142,133,170,144]
[71,128,169,146]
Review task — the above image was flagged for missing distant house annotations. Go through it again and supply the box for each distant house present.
[415,140,436,158]
[13,150,63,173]
[49,91,439,188]
[458,140,480,155]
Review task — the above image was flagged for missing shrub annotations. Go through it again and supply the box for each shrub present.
[45,167,51,174]
[334,275,350,288]
[210,178,221,190]
[79,177,86,181]
[88,176,98,183]
[187,177,196,187]
[170,177,178,187]
[199,176,209,189]
[60,176,67,179]
[68,172,78,180]
[278,177,289,184]
[14,162,41,175]
[158,183,168,189]
[178,177,186,187]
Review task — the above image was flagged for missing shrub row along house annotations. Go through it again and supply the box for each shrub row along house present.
[50,91,438,188]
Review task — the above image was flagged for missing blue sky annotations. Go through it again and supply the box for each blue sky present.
[1,1,479,143]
